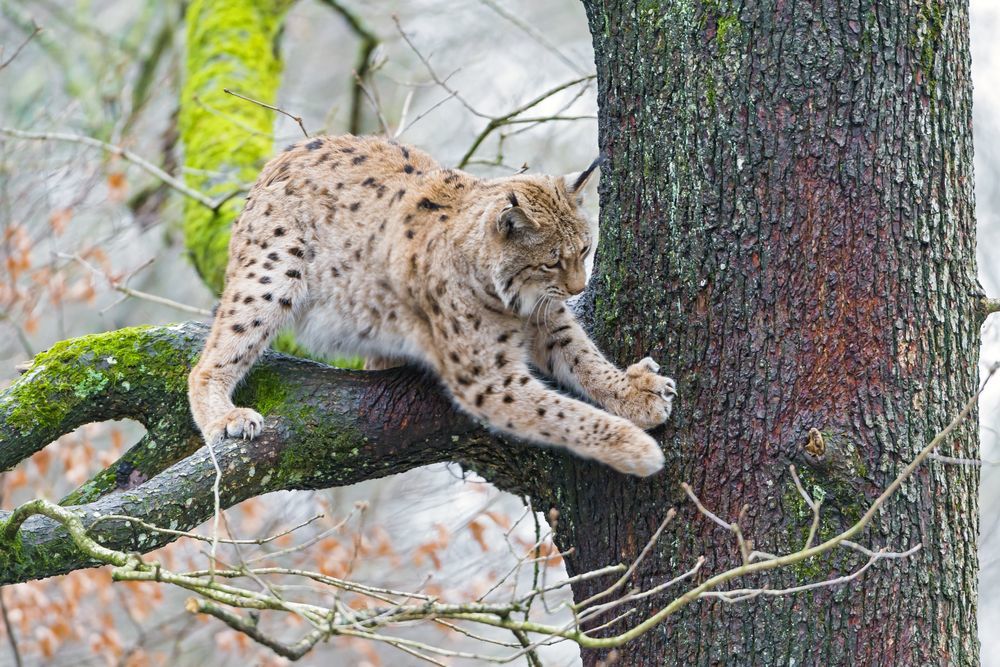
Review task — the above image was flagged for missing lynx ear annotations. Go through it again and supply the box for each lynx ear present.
[563,155,607,201]
[497,205,537,238]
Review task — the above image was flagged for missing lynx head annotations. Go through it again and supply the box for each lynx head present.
[482,158,602,317]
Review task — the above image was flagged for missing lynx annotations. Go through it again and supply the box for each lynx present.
[187,135,675,476]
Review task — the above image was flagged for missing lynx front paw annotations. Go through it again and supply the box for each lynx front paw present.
[615,357,676,430]
[605,427,665,477]
[206,408,264,443]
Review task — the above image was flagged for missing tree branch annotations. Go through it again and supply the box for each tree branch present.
[0,127,219,209]
[981,296,1000,322]
[0,322,558,583]
[317,0,379,135]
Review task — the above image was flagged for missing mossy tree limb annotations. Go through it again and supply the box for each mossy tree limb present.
[179,0,293,294]
[0,323,559,584]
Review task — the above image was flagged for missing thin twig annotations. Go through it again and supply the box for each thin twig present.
[89,513,325,547]
[579,556,705,624]
[189,599,324,660]
[455,78,595,168]
[0,20,41,71]
[928,450,1000,466]
[681,483,731,531]
[0,588,22,667]
[789,465,823,549]
[317,0,379,134]
[224,88,309,138]
[702,544,922,601]
[396,91,457,137]
[244,503,364,564]
[574,509,676,611]
[475,0,589,76]
[0,128,218,209]
[392,14,595,167]
[59,253,213,317]
[351,71,391,135]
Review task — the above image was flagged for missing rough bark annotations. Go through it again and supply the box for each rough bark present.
[0,323,553,583]
[560,0,980,664]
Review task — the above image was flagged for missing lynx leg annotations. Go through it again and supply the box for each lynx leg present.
[188,222,309,443]
[528,311,675,429]
[440,357,664,477]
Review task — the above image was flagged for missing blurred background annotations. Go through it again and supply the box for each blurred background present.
[0,0,997,665]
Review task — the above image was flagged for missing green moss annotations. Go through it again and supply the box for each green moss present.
[274,404,368,487]
[3,326,193,435]
[912,1,943,86]
[234,366,288,415]
[715,14,740,45]
[271,331,364,369]
[179,0,292,295]
[73,368,110,399]
[0,529,82,584]
[781,460,869,582]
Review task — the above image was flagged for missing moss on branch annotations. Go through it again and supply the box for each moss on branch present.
[0,323,555,583]
[0,325,199,472]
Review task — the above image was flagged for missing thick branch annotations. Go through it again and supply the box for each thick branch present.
[0,323,558,583]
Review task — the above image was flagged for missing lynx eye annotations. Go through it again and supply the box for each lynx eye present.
[580,244,590,257]
[541,260,561,271]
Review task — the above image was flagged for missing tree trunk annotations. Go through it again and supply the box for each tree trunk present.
[559,0,980,664]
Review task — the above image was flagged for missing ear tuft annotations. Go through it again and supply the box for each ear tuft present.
[564,155,607,200]
[497,206,536,238]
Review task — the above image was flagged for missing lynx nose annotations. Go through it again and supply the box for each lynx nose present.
[566,275,586,295]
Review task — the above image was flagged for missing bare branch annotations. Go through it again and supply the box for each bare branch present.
[351,71,391,135]
[0,588,22,667]
[701,543,922,602]
[0,127,219,209]
[789,464,823,549]
[186,599,324,660]
[573,508,676,611]
[0,19,41,71]
[474,0,589,76]
[316,0,380,134]
[59,253,213,317]
[454,78,595,169]
[223,88,309,138]
[981,297,1000,320]
[391,14,595,167]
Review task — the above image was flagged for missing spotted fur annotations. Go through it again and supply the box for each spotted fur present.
[187,135,676,476]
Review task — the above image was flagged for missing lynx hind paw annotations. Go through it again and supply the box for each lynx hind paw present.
[207,408,264,443]
[623,357,676,429]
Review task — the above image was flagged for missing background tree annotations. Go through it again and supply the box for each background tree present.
[0,0,994,665]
